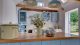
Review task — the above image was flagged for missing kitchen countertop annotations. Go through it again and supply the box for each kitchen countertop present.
[0,31,80,43]
[0,36,80,43]
[0,24,80,43]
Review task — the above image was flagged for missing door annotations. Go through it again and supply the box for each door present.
[65,12,71,36]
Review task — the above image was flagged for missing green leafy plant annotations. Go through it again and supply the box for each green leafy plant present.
[70,11,78,25]
[30,14,44,37]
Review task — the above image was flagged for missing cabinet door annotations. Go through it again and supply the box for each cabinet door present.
[20,42,30,45]
[42,40,60,45]
[1,26,11,39]
[8,43,20,45]
[1,26,18,39]
[0,43,20,45]
[21,41,41,45]
[79,39,80,45]
[0,43,8,45]
[9,26,18,38]
[30,42,41,45]
[61,39,80,45]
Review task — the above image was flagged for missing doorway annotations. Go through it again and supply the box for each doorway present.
[65,8,79,36]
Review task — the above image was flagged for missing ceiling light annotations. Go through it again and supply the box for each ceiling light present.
[61,0,67,3]
[23,0,37,7]
[48,0,61,8]
[37,2,44,7]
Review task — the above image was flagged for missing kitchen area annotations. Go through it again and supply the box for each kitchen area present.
[0,0,80,45]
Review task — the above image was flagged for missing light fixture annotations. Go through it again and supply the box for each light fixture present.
[61,0,67,3]
[37,2,44,7]
[23,0,37,7]
[48,0,61,8]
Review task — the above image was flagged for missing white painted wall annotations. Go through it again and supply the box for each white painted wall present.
[1,0,19,24]
[14,0,23,4]
[26,11,56,34]
[0,0,2,25]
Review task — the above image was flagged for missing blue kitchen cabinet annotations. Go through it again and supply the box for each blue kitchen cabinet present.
[8,43,20,45]
[0,43,8,45]
[21,41,41,45]
[79,39,80,45]
[30,41,42,45]
[42,40,61,45]
[61,39,80,45]
[0,43,20,45]
[20,42,30,45]
[0,39,80,45]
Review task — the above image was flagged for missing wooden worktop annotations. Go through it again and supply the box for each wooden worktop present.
[0,36,80,43]
[0,24,80,43]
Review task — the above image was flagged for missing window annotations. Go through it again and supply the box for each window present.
[65,8,79,36]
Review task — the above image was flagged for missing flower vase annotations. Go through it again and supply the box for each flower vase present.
[37,28,42,37]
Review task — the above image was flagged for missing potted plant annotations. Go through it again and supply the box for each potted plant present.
[30,14,44,37]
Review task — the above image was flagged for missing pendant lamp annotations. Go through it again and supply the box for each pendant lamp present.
[48,0,61,8]
[23,0,37,7]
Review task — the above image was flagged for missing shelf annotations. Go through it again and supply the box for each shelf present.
[16,3,59,12]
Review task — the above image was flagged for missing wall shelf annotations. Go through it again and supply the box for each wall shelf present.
[16,3,59,12]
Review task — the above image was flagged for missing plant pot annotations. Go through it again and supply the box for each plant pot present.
[36,28,42,37]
